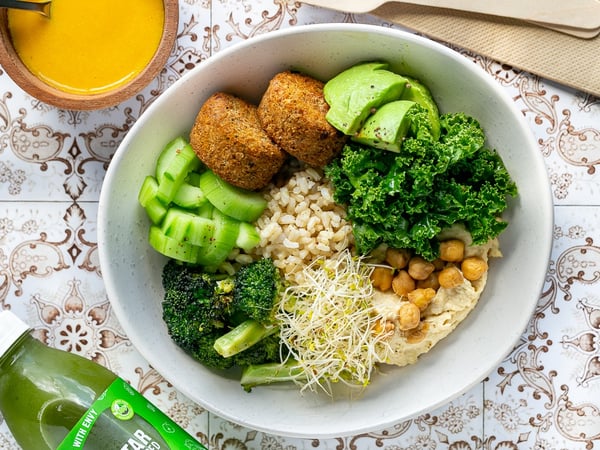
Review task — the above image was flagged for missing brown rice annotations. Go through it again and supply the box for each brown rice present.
[250,165,354,285]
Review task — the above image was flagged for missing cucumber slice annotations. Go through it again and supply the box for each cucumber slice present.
[187,216,216,248]
[197,201,215,219]
[155,138,202,204]
[199,170,267,223]
[235,222,261,252]
[172,182,207,209]
[185,171,202,186]
[148,225,201,263]
[138,175,168,224]
[155,137,188,179]
[161,207,215,247]
[196,209,240,267]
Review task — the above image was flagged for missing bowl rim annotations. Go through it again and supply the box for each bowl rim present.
[98,22,554,438]
[0,0,178,110]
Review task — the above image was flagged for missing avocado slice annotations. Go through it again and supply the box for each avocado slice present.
[352,100,417,152]
[401,76,441,140]
[323,62,409,136]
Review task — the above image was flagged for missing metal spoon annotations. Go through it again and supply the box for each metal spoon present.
[0,0,51,17]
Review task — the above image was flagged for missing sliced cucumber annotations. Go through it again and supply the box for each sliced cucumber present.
[199,170,267,223]
[195,209,240,267]
[155,138,202,204]
[161,143,201,182]
[185,171,202,186]
[197,201,215,219]
[148,225,201,264]
[161,207,215,247]
[172,181,207,209]
[187,216,216,248]
[155,137,189,179]
[138,175,168,225]
[142,137,267,267]
[235,222,261,252]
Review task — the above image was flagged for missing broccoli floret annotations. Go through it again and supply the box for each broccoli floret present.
[161,260,234,350]
[190,331,235,370]
[161,257,284,371]
[214,319,278,358]
[233,333,282,368]
[213,258,284,358]
[232,257,281,323]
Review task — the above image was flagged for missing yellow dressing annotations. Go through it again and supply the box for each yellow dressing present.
[7,0,165,95]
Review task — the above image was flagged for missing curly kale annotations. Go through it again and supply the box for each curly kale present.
[161,258,283,370]
[325,112,518,260]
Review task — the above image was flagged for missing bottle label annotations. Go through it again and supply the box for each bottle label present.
[57,377,206,450]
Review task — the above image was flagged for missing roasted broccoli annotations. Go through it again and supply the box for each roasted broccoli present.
[233,257,281,323]
[161,259,234,351]
[213,257,283,358]
[161,257,283,370]
[213,319,278,358]
[232,333,282,368]
[189,331,236,370]
[240,358,307,392]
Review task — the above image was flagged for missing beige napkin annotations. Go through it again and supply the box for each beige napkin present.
[372,4,600,97]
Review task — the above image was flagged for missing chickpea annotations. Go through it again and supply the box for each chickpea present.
[397,302,421,330]
[392,270,415,297]
[438,265,464,289]
[417,272,440,290]
[432,258,445,271]
[407,287,436,311]
[439,239,465,262]
[461,256,488,281]
[371,266,394,292]
[372,318,395,335]
[407,256,435,281]
[385,248,411,269]
[406,322,429,344]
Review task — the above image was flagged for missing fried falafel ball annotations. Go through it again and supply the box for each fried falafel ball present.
[258,71,347,168]
[190,92,286,191]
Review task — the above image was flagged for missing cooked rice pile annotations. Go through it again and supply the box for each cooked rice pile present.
[251,166,354,285]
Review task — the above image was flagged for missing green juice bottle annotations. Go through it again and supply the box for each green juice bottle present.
[0,310,207,450]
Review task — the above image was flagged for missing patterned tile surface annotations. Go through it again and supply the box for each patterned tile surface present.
[1,1,599,449]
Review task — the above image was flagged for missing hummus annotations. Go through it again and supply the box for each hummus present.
[372,226,501,367]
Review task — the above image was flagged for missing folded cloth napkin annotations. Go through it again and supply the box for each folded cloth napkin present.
[372,3,600,97]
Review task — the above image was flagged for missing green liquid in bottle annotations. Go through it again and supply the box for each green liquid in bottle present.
[41,399,173,449]
[0,311,206,450]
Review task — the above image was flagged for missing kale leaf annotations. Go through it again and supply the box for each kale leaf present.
[325,112,518,260]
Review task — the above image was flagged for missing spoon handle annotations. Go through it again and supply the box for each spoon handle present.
[0,0,51,16]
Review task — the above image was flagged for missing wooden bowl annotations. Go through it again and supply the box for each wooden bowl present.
[0,0,178,110]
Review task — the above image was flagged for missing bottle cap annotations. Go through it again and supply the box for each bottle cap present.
[0,311,30,358]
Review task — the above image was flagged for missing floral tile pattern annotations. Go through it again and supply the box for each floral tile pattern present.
[1,1,599,449]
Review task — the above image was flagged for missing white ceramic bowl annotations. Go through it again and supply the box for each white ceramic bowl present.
[98,23,553,438]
